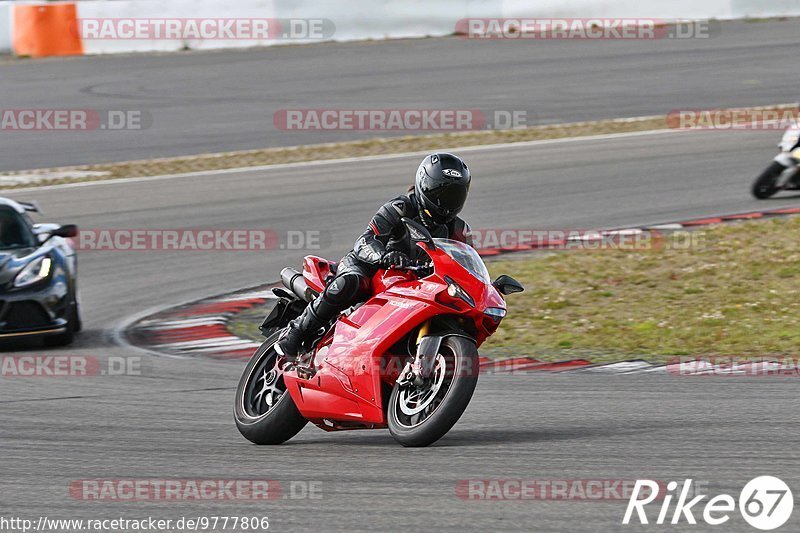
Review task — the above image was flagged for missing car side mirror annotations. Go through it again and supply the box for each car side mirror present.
[43,224,78,242]
[53,224,78,238]
[493,275,524,295]
[401,217,436,250]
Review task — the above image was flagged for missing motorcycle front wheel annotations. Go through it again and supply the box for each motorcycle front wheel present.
[234,332,308,444]
[387,335,479,447]
[751,161,787,199]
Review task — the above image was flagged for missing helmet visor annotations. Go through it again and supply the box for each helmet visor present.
[421,181,468,214]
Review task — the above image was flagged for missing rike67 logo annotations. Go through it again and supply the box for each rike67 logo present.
[623,477,793,530]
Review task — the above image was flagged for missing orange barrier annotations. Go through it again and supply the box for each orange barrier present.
[12,3,83,58]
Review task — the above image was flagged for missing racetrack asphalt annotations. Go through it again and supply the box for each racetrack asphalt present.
[3,371,797,531]
[1,18,799,171]
[2,127,799,531]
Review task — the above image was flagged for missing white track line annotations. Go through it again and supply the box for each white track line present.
[645,223,685,230]
[153,337,257,349]
[12,102,798,194]
[6,128,685,193]
[209,290,277,302]
[579,361,655,373]
[139,317,228,329]
[176,341,262,353]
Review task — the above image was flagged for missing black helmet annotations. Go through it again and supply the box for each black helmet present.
[414,153,471,226]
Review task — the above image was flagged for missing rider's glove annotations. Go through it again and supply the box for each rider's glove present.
[381,251,412,269]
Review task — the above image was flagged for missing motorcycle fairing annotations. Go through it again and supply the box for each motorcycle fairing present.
[283,242,506,428]
[283,276,453,426]
[302,255,336,293]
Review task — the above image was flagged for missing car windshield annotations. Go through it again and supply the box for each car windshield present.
[433,238,491,283]
[0,207,36,250]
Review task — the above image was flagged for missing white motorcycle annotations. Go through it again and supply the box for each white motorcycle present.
[751,126,800,199]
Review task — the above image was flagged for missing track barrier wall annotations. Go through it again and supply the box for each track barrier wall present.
[2,0,799,58]
[0,2,11,54]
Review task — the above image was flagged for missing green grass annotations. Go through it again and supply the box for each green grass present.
[228,306,269,343]
[486,217,800,361]
[227,217,800,363]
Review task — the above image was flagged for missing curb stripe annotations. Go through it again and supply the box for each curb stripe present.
[124,206,800,365]
[722,213,763,220]
[174,298,265,317]
[515,359,594,372]
[677,217,724,226]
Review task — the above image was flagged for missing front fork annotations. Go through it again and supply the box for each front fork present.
[397,321,442,387]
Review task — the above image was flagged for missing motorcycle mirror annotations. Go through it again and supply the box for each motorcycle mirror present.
[492,275,524,295]
[401,217,436,250]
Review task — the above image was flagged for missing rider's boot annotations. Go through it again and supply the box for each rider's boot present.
[275,304,325,360]
[276,272,361,360]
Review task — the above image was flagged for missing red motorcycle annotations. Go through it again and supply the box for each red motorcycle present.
[234,218,523,447]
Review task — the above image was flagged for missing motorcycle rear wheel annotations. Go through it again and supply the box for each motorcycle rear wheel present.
[234,332,308,444]
[387,335,479,447]
[751,161,786,199]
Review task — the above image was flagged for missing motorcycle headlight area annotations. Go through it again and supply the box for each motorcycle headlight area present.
[444,276,475,307]
[484,307,507,319]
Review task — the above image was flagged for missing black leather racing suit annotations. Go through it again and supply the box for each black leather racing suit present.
[306,192,472,327]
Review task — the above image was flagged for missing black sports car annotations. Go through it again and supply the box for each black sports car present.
[0,198,80,346]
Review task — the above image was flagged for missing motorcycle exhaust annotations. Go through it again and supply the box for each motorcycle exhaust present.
[281,267,312,302]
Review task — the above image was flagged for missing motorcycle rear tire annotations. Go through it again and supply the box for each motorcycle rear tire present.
[234,333,308,445]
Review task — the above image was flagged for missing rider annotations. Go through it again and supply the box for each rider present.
[275,152,473,358]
